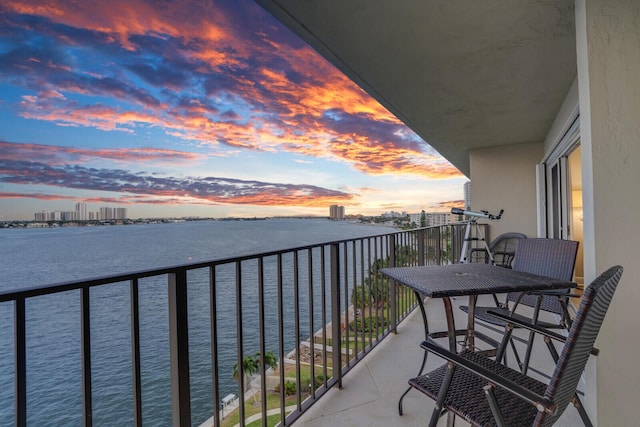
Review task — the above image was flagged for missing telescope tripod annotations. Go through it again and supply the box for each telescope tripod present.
[459,218,493,264]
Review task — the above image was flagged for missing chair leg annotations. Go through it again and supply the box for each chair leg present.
[544,336,594,427]
[574,394,594,427]
[399,347,430,415]
[496,324,513,364]
[484,384,507,427]
[398,385,410,416]
[522,296,543,375]
[429,362,456,427]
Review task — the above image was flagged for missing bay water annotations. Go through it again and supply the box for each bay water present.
[0,219,395,426]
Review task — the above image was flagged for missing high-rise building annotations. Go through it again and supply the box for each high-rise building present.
[61,211,78,221]
[100,207,114,220]
[114,207,128,219]
[329,205,345,220]
[75,203,88,220]
[463,181,471,210]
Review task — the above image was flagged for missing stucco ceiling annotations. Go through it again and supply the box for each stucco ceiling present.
[256,0,577,176]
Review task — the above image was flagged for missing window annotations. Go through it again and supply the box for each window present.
[538,116,584,284]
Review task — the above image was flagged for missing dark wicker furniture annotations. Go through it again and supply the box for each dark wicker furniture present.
[408,265,623,427]
[379,263,576,416]
[461,238,579,374]
[470,232,527,267]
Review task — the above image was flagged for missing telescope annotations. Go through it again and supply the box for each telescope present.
[451,207,503,220]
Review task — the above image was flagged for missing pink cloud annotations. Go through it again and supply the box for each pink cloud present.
[0,140,203,165]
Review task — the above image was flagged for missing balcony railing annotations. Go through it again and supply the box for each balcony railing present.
[0,222,484,426]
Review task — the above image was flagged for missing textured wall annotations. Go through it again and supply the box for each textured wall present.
[469,142,542,240]
[576,0,640,424]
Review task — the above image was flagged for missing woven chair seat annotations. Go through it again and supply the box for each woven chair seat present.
[409,349,547,427]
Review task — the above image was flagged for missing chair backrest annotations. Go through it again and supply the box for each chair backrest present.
[489,232,527,268]
[508,238,579,312]
[535,265,623,427]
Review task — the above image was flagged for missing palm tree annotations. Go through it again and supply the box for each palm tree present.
[233,351,278,403]
[232,355,259,393]
[256,351,278,372]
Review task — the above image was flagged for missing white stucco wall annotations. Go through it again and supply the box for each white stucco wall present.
[468,143,542,239]
[576,0,640,424]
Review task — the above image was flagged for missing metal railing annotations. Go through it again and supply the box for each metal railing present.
[0,222,484,426]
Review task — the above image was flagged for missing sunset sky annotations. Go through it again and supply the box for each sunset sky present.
[0,0,466,220]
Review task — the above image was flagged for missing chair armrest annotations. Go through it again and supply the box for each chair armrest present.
[529,290,580,298]
[487,311,568,342]
[420,340,555,414]
[487,311,599,356]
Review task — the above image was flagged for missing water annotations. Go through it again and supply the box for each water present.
[0,219,395,426]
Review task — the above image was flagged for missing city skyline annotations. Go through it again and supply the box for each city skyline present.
[33,202,128,221]
[0,0,466,221]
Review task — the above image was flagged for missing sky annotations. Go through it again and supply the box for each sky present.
[0,0,466,221]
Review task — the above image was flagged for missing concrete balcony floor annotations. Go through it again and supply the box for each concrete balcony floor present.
[294,295,585,426]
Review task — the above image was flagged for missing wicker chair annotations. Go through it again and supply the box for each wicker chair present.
[408,265,623,427]
[461,238,579,374]
[470,232,527,268]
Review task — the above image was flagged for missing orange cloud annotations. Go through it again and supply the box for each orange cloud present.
[4,0,462,180]
[435,200,465,210]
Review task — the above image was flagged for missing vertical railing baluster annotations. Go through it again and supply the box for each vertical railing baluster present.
[367,238,373,345]
[276,254,286,427]
[81,286,93,427]
[418,229,425,266]
[168,271,191,427]
[14,297,26,427]
[342,242,350,367]
[330,243,342,388]
[233,262,245,426]
[359,239,366,352]
[320,246,328,387]
[257,257,267,426]
[307,248,315,399]
[389,234,397,333]
[437,226,443,265]
[351,240,358,358]
[375,237,381,338]
[293,251,302,411]
[209,265,220,427]
[130,279,142,427]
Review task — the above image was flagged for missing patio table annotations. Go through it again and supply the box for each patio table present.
[379,263,576,415]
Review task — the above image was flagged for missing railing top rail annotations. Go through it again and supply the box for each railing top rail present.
[0,226,435,302]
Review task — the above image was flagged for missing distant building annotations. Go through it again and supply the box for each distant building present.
[464,181,471,210]
[100,207,114,220]
[76,203,88,220]
[329,205,345,220]
[114,207,128,220]
[381,211,407,219]
[33,204,128,221]
[61,211,78,221]
[409,212,454,227]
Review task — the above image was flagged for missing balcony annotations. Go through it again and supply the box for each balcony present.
[0,223,586,426]
[292,296,585,427]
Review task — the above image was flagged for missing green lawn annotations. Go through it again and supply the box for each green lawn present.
[221,363,332,427]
